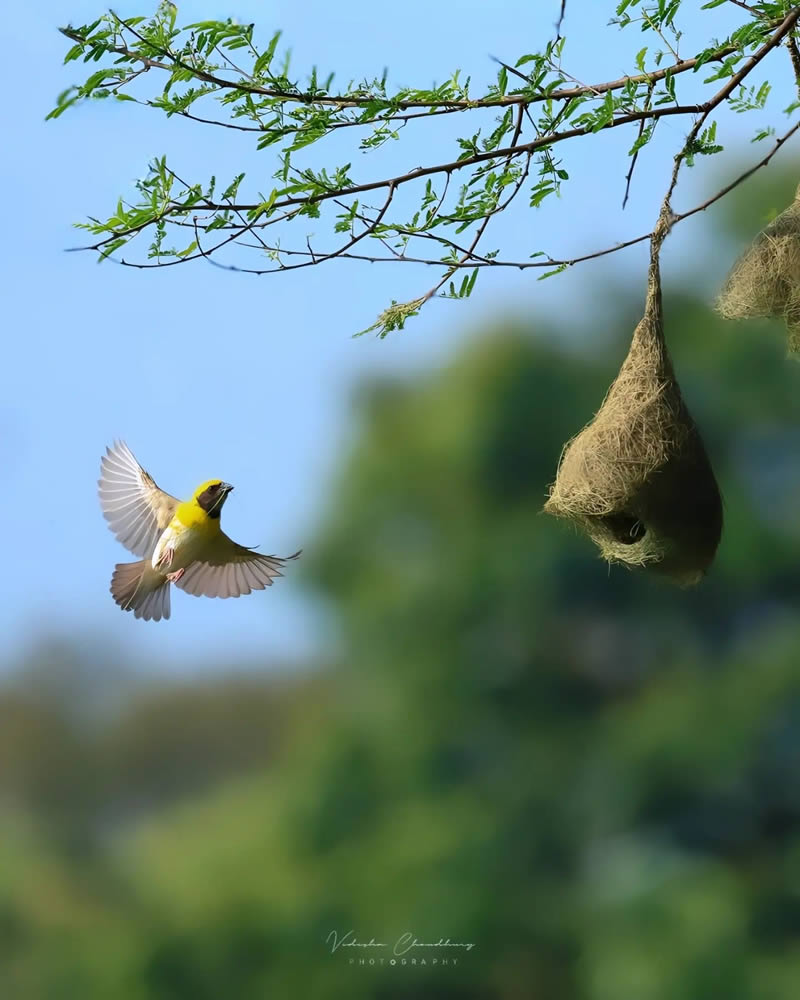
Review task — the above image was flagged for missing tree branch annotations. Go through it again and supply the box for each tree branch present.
[55,4,800,335]
[786,31,800,95]
[60,19,749,113]
[104,120,800,276]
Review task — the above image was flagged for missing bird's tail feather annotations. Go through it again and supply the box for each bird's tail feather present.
[111,561,171,621]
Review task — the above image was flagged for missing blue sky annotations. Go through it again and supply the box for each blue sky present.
[2,1,795,672]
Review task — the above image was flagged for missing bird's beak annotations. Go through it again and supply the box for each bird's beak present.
[221,483,234,493]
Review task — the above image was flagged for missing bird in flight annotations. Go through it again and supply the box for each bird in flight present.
[98,441,300,621]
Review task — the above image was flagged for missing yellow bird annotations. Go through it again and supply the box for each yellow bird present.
[99,441,300,621]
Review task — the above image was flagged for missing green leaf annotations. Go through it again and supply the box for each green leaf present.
[355,296,426,338]
[46,86,80,120]
[254,31,282,75]
[98,237,128,259]
[497,66,508,95]
[537,262,569,280]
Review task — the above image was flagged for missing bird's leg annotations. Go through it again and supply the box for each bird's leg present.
[155,545,175,571]
[166,568,184,583]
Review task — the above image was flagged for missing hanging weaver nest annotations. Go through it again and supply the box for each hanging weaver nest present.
[544,216,723,584]
[717,185,800,352]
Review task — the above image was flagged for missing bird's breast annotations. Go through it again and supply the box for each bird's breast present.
[151,510,219,572]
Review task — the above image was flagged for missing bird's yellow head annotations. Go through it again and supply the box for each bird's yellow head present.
[192,479,234,520]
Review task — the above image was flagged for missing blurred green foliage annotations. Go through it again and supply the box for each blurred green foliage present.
[5,168,800,998]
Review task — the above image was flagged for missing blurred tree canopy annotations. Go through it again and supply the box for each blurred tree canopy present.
[5,168,800,998]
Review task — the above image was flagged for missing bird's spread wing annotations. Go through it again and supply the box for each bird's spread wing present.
[98,441,179,558]
[175,535,301,599]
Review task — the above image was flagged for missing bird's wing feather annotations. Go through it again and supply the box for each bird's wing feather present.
[98,441,179,558]
[176,534,301,599]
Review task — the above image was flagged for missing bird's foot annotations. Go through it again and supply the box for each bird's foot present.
[166,568,184,583]
[155,545,175,571]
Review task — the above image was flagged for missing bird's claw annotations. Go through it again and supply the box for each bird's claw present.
[166,568,184,583]
[155,545,175,571]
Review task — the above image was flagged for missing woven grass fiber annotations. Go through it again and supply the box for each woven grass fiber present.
[544,222,723,584]
[717,185,800,352]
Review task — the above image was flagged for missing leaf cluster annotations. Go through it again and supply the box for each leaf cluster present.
[51,1,800,334]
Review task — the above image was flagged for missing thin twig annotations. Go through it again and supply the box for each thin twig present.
[61,20,748,113]
[77,100,729,254]
[556,0,567,40]
[107,120,800,275]
[422,103,527,302]
[83,3,799,255]
[663,7,799,216]
[622,81,655,209]
[642,9,680,62]
[64,5,800,312]
[166,101,463,138]
[185,184,396,275]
